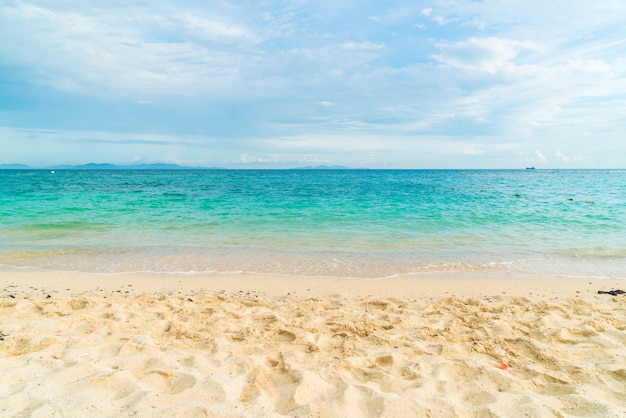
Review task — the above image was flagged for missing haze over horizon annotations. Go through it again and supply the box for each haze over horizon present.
[1,1,625,169]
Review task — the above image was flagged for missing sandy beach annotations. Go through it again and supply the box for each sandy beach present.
[1,270,625,417]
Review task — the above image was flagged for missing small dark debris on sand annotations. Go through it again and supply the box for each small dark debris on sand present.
[597,289,625,296]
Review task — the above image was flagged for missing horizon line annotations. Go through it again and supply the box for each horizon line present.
[1,163,622,171]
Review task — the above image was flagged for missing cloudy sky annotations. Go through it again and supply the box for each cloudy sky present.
[1,1,625,168]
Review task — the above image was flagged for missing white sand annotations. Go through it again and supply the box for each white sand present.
[1,270,625,417]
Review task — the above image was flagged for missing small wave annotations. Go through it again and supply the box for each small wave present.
[563,246,626,259]
[0,247,538,279]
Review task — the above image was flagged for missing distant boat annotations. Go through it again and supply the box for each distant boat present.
[526,166,535,170]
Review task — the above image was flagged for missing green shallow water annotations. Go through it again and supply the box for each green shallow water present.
[1,169,625,279]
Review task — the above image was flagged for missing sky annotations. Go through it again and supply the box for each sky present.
[1,1,625,168]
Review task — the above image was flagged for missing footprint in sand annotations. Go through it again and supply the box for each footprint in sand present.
[139,370,197,395]
[275,329,296,343]
[84,371,139,401]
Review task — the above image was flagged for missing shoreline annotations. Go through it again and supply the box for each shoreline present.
[2,270,625,416]
[2,268,625,300]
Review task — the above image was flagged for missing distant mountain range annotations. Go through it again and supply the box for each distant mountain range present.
[0,164,32,169]
[0,163,215,170]
[49,163,202,170]
[0,163,357,170]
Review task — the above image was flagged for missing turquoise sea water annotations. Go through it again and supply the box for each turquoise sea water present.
[1,169,625,279]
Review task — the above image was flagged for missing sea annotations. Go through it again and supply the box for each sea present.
[1,169,625,280]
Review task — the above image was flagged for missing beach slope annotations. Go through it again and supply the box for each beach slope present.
[1,271,625,417]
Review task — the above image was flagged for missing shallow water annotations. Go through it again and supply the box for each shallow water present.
[1,169,625,279]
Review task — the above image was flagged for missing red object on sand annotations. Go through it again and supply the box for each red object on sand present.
[499,360,508,370]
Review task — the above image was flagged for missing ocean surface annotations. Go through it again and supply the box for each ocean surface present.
[1,169,625,280]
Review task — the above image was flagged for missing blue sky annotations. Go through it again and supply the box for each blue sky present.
[1,1,625,168]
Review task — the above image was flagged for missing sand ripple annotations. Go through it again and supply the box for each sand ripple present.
[1,291,625,417]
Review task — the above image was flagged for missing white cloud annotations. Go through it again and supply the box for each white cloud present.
[1,1,626,168]
[564,58,612,75]
[555,150,569,162]
[423,0,626,39]
[461,144,485,155]
[236,153,269,163]
[433,37,543,75]
[0,2,258,97]
[340,41,384,51]
[535,149,548,162]
[175,12,249,39]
